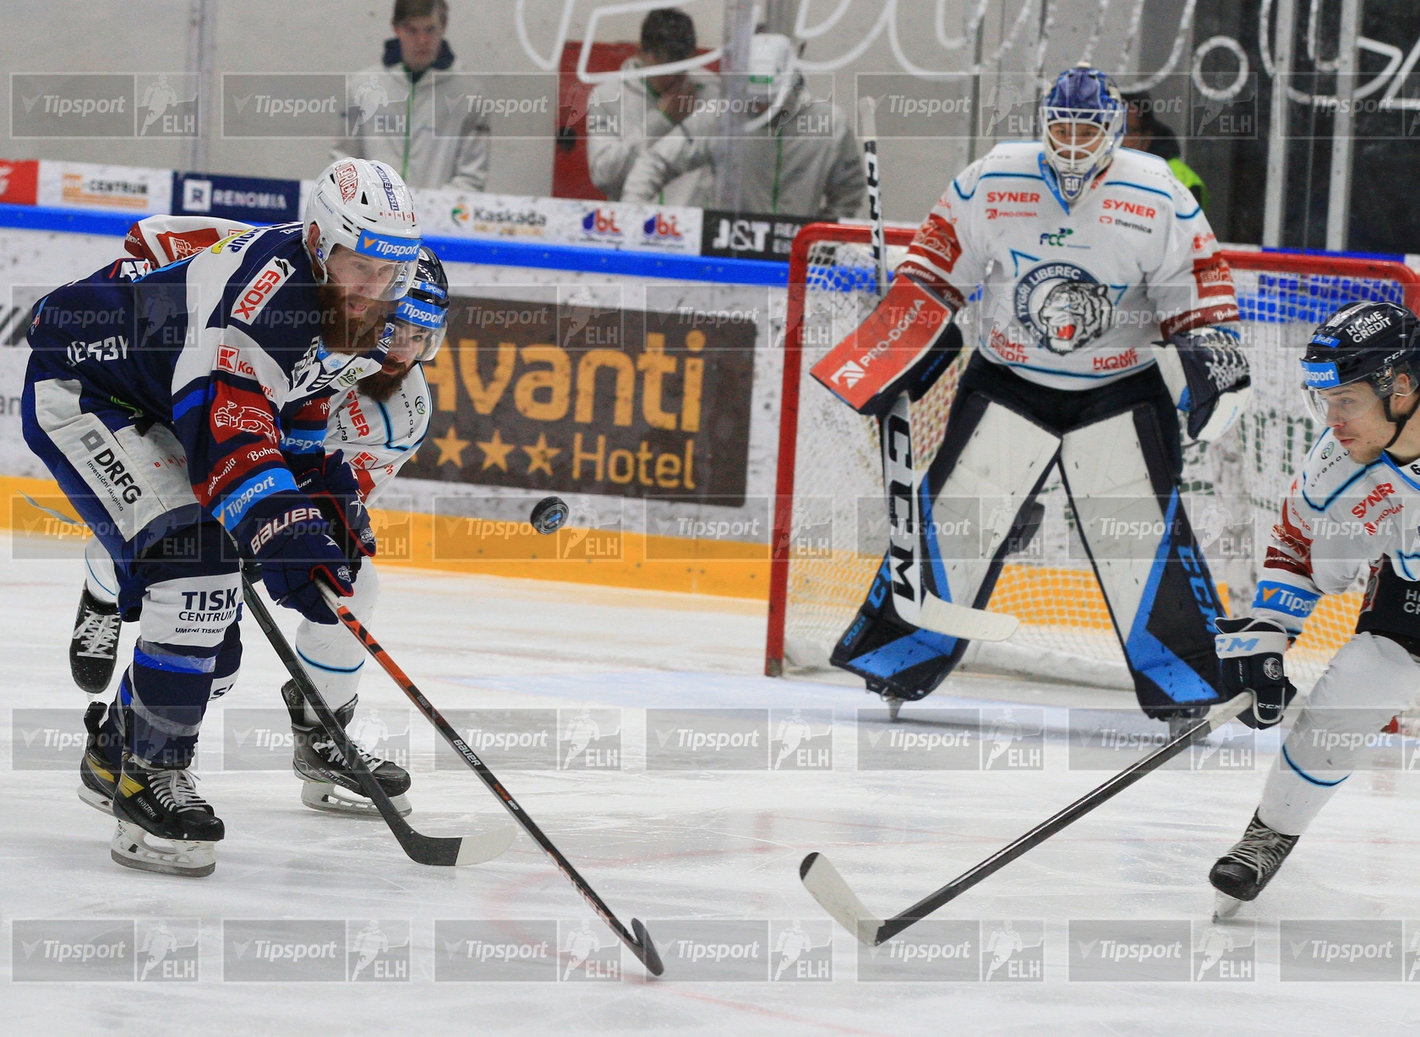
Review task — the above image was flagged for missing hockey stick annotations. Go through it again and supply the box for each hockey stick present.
[858,98,1019,645]
[242,575,515,868]
[315,581,665,976]
[801,694,1252,946]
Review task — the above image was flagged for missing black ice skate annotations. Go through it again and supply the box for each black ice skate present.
[70,586,121,695]
[282,681,412,817]
[1210,811,1300,920]
[111,752,224,877]
[77,701,121,812]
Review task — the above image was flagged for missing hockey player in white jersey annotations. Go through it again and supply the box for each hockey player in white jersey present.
[1211,301,1420,915]
[812,63,1250,727]
[73,224,447,819]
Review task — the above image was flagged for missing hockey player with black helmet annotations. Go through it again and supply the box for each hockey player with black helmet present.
[1211,300,1420,916]
[23,157,421,876]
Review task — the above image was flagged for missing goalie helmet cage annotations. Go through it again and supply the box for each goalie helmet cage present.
[766,221,1420,694]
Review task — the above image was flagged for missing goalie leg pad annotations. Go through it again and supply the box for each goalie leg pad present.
[1061,403,1225,718]
[1258,632,1420,835]
[832,389,1061,698]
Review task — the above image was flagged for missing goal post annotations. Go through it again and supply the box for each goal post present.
[766,221,1420,690]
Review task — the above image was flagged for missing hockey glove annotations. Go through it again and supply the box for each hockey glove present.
[248,498,355,624]
[293,451,376,565]
[1155,327,1252,442]
[1215,616,1296,729]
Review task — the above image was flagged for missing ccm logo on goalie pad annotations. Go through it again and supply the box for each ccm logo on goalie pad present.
[249,506,325,553]
[810,277,952,412]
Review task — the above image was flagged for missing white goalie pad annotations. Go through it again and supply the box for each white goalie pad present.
[929,397,1060,612]
[1059,409,1161,637]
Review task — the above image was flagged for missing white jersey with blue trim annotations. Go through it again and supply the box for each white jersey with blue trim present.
[897,141,1240,391]
[1252,428,1420,635]
[325,362,430,506]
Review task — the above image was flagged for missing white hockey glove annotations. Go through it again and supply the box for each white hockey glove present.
[1215,616,1296,729]
[1154,327,1252,442]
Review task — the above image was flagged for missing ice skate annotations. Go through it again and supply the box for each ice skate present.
[77,701,120,812]
[110,752,224,877]
[282,681,411,817]
[70,585,121,695]
[1208,811,1299,917]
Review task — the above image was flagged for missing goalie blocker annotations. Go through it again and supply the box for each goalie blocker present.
[810,274,963,415]
[832,354,1226,720]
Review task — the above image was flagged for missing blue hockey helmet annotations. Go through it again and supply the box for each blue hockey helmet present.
[382,246,449,364]
[1040,62,1125,205]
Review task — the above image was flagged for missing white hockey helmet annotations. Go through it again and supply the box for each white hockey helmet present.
[304,158,421,301]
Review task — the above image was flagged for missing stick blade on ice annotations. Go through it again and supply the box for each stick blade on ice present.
[918,594,1019,642]
[800,852,884,947]
[454,823,518,866]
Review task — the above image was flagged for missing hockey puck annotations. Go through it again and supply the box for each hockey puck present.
[530,495,568,535]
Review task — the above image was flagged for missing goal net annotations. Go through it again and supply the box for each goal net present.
[767,223,1420,693]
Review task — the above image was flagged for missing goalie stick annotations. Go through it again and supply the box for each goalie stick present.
[315,582,665,977]
[242,576,515,868]
[800,694,1252,946]
[858,98,1019,646]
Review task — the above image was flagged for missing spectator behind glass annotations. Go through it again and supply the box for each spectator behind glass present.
[333,0,490,191]
[619,32,865,219]
[1121,90,1208,210]
[585,7,718,206]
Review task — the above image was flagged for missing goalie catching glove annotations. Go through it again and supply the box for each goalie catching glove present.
[1215,616,1296,729]
[809,274,962,416]
[1154,327,1252,442]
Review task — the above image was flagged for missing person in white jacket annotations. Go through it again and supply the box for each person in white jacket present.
[620,32,864,219]
[332,0,490,191]
[584,7,717,206]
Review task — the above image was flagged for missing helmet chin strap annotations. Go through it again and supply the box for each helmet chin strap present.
[1383,386,1419,450]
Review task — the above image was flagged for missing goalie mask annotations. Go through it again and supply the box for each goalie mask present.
[1040,63,1125,206]
[1302,301,1420,439]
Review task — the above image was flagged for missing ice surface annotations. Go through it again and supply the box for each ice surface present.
[5,536,1420,1034]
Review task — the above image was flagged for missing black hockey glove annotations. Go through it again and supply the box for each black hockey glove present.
[1215,616,1296,729]
[293,451,375,565]
[1156,327,1252,442]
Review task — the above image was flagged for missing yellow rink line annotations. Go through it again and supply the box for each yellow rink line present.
[4,473,1362,664]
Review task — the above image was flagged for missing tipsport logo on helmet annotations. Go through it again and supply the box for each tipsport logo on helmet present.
[1302,360,1341,388]
[356,231,421,261]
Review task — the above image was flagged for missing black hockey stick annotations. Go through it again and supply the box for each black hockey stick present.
[315,582,665,976]
[242,575,514,868]
[801,694,1253,946]
[857,99,1019,645]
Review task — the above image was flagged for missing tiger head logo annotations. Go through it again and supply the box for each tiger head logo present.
[1038,280,1112,355]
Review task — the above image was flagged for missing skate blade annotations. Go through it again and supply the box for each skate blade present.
[1212,892,1244,923]
[301,781,412,818]
[77,784,114,814]
[110,820,215,877]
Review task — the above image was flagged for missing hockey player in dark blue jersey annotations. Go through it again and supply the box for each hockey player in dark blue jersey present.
[22,157,422,876]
